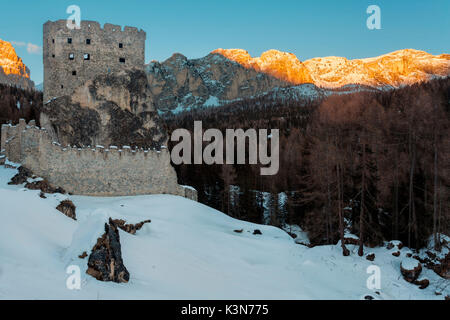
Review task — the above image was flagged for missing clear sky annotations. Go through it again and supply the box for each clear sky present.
[0,0,448,84]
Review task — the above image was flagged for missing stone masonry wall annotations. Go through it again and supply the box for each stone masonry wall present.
[43,20,146,102]
[1,119,197,200]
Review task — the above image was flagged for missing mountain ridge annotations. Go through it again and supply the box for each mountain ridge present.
[0,39,34,90]
[146,48,449,114]
[212,48,450,88]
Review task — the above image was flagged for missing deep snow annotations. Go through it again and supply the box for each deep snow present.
[0,164,448,300]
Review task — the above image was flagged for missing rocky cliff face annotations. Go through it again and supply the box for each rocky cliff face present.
[212,48,314,85]
[0,39,34,90]
[147,49,449,113]
[40,69,167,149]
[146,53,289,113]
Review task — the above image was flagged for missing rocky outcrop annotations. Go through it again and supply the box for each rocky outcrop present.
[413,250,450,280]
[415,278,430,289]
[87,218,130,283]
[111,219,151,235]
[436,252,450,279]
[40,69,167,149]
[25,180,66,194]
[7,166,66,194]
[400,258,422,283]
[0,39,34,90]
[56,200,76,220]
[8,166,33,185]
[366,253,376,261]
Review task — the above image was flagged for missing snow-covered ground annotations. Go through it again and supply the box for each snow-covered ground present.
[0,164,448,300]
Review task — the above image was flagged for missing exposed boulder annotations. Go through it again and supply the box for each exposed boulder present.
[413,250,449,280]
[253,229,262,235]
[86,218,130,283]
[8,167,66,194]
[414,278,430,289]
[56,200,76,220]
[111,219,151,235]
[434,253,450,279]
[8,166,32,185]
[78,252,87,259]
[288,232,297,239]
[387,240,403,250]
[343,235,359,245]
[25,179,66,194]
[400,258,422,283]
[366,253,375,261]
[426,250,437,260]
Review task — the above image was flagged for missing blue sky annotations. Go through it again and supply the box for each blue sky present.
[0,0,448,84]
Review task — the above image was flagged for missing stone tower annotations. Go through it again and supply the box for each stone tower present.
[43,20,146,102]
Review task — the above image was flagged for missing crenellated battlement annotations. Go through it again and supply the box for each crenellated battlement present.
[2,119,166,157]
[44,20,146,37]
[1,119,197,200]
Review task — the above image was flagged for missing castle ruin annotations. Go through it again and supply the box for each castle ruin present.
[0,20,197,200]
[43,20,146,102]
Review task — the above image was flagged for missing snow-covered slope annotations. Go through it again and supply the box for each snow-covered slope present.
[0,164,447,299]
[214,48,450,88]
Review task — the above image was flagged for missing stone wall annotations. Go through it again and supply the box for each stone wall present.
[1,119,197,200]
[43,20,146,102]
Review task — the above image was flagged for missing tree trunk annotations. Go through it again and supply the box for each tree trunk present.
[408,130,414,248]
[326,135,333,244]
[394,151,399,240]
[408,131,419,248]
[358,140,366,256]
[433,104,439,250]
[337,161,350,256]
